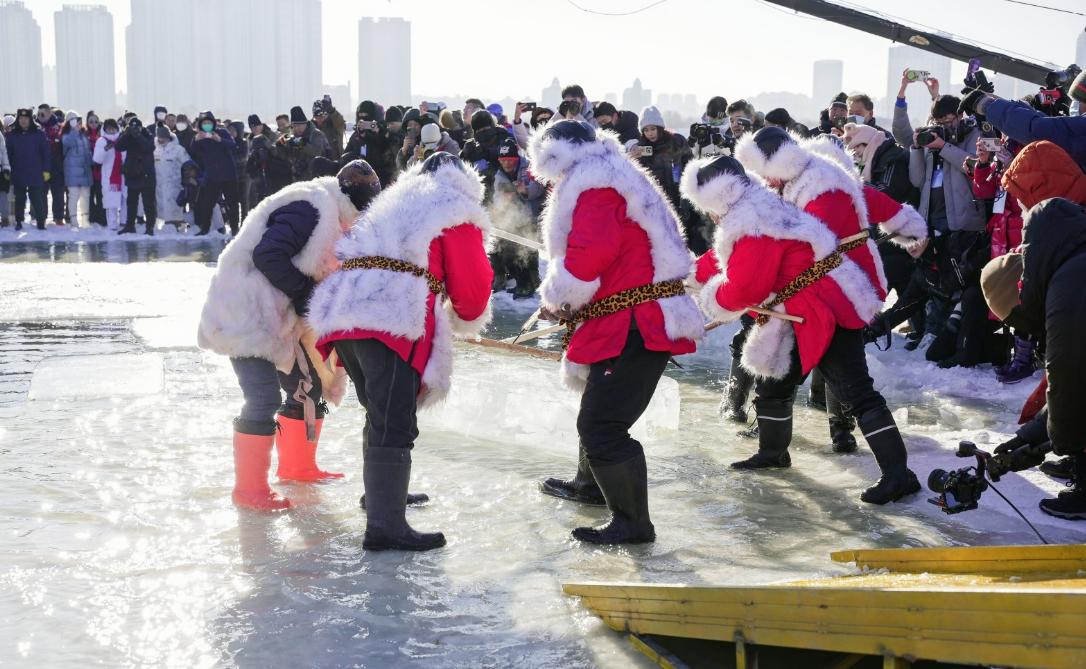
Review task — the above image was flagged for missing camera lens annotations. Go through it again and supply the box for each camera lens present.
[927,468,950,493]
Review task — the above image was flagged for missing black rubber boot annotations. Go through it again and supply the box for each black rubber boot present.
[720,355,754,423]
[808,370,827,411]
[731,397,793,470]
[118,222,136,235]
[572,453,655,545]
[359,492,430,509]
[857,407,920,504]
[1039,454,1086,520]
[358,432,430,509]
[361,449,445,551]
[1040,456,1074,481]
[826,388,858,454]
[540,444,606,506]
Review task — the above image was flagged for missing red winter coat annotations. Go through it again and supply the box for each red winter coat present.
[696,238,863,375]
[803,190,888,301]
[562,187,697,365]
[317,223,492,379]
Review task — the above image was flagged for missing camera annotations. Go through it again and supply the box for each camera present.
[688,123,725,149]
[928,440,1051,514]
[977,137,1002,153]
[558,99,582,118]
[1046,65,1082,90]
[916,125,947,147]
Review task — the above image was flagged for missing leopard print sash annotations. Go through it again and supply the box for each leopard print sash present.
[754,234,869,326]
[340,256,446,296]
[560,278,687,350]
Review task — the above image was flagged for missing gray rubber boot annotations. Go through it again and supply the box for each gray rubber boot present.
[361,448,445,551]
[857,407,920,504]
[731,397,793,469]
[572,453,655,545]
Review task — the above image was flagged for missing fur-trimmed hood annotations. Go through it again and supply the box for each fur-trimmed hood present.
[306,155,492,407]
[198,177,359,372]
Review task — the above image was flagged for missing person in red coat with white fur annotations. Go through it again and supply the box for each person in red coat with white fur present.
[687,151,920,505]
[307,152,493,551]
[529,120,704,545]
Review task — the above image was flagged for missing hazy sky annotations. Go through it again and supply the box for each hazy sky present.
[28,0,1086,102]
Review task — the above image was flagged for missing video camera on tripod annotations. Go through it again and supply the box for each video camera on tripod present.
[928,440,1052,514]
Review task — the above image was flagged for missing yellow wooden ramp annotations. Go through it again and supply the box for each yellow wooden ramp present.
[563,544,1086,669]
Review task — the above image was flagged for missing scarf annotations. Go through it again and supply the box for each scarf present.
[844,123,884,183]
[104,132,122,190]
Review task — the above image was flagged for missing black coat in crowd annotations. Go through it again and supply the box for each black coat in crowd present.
[114,127,156,189]
[1017,198,1086,456]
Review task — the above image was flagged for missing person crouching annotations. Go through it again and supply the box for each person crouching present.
[197,160,382,511]
[307,152,494,551]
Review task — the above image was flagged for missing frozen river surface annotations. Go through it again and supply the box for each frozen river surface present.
[1,237,1083,668]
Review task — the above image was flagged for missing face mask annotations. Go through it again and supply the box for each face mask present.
[201,123,214,133]
[69,119,79,129]
[176,122,188,131]
[156,112,166,121]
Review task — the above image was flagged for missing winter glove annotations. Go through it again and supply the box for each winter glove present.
[994,435,1027,455]
[958,89,986,117]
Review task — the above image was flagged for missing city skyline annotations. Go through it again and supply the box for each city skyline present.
[4,0,1084,122]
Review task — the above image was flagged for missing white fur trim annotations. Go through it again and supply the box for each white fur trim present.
[678,156,750,217]
[829,257,884,324]
[306,160,491,402]
[447,300,492,338]
[560,356,591,392]
[735,131,810,183]
[698,274,745,323]
[539,258,602,311]
[878,204,928,246]
[801,134,859,178]
[659,294,708,342]
[740,312,796,379]
[197,178,356,372]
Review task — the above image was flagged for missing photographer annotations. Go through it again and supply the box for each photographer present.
[813,93,849,137]
[312,95,346,158]
[973,89,1086,171]
[847,93,890,136]
[490,138,544,298]
[459,109,512,199]
[1015,198,1086,520]
[189,110,240,235]
[279,105,332,183]
[726,99,755,142]
[344,100,397,187]
[560,84,596,127]
[594,102,640,144]
[396,107,423,172]
[114,116,157,235]
[626,106,702,252]
[406,122,460,168]
[246,114,292,205]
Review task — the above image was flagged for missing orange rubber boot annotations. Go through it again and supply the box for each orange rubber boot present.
[275,415,345,481]
[232,431,291,511]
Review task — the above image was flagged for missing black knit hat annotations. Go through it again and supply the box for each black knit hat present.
[357,100,377,120]
[385,106,403,123]
[402,108,421,126]
[765,108,793,127]
[197,110,217,125]
[831,92,848,108]
[470,109,495,132]
[289,105,307,124]
[310,155,339,178]
[247,114,262,128]
[498,137,520,159]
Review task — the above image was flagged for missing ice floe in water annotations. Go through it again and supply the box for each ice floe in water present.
[29,353,164,400]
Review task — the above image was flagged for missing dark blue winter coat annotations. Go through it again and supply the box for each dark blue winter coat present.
[189,128,239,183]
[986,99,1086,171]
[115,128,157,189]
[61,131,94,187]
[5,124,50,188]
[252,200,319,315]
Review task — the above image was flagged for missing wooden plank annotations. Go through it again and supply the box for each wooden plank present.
[460,337,562,361]
[597,612,1085,669]
[574,595,1086,637]
[830,544,1086,574]
[627,634,688,669]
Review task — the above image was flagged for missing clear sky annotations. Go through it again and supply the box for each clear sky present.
[28,0,1086,102]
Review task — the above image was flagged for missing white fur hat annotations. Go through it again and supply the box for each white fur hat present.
[527,119,622,185]
[679,155,752,216]
[735,126,810,182]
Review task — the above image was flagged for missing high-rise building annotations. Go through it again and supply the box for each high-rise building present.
[55,5,115,112]
[127,0,321,121]
[358,17,411,106]
[622,79,651,113]
[1077,26,1086,70]
[541,78,562,109]
[812,60,843,109]
[885,44,951,125]
[0,0,43,110]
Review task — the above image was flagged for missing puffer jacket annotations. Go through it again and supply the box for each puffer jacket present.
[1018,198,1086,456]
[1002,140,1086,209]
[61,130,94,187]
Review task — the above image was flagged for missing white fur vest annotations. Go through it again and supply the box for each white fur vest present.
[305,159,492,407]
[197,177,357,372]
[528,128,705,388]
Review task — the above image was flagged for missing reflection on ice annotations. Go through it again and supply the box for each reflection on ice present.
[29,353,164,400]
